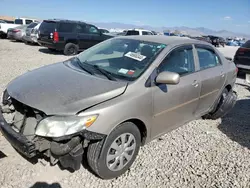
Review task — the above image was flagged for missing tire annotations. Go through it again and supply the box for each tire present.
[0,33,7,39]
[87,122,141,179]
[63,43,79,56]
[203,88,237,120]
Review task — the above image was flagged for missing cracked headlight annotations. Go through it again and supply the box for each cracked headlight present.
[35,115,98,137]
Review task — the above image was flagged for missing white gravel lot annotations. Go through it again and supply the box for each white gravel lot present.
[0,40,249,188]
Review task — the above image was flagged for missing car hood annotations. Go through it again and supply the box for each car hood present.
[6,62,127,115]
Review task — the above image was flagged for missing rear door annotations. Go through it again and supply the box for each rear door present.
[38,20,57,42]
[57,22,77,42]
[194,44,226,116]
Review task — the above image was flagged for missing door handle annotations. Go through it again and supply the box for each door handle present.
[221,73,225,78]
[192,80,199,87]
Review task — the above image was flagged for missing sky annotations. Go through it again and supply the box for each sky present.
[0,0,249,34]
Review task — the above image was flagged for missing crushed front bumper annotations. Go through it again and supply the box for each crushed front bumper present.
[0,108,36,158]
[0,105,106,171]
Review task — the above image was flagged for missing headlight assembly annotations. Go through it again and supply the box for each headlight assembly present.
[35,114,98,137]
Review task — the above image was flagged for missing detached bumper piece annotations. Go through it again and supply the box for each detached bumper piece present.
[0,109,36,158]
[58,143,83,171]
[50,136,83,171]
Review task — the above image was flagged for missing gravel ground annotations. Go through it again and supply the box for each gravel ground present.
[0,40,249,188]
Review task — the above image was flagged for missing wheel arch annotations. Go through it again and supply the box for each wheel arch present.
[121,118,148,146]
[65,39,79,45]
[225,84,232,92]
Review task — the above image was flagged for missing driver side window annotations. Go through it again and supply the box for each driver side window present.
[158,45,195,76]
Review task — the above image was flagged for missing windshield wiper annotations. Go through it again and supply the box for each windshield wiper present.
[73,57,94,75]
[93,65,117,81]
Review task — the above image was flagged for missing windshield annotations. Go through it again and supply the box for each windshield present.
[27,22,38,28]
[77,38,166,81]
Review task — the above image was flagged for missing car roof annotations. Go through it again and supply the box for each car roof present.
[115,35,210,46]
[127,29,152,32]
[44,19,87,24]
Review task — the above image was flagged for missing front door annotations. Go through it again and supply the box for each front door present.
[76,24,92,50]
[151,45,201,139]
[88,25,103,46]
[194,44,226,116]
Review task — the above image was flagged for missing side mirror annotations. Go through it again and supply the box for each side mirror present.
[155,71,180,85]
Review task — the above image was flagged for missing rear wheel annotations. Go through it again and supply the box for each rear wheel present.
[203,88,237,120]
[64,43,78,56]
[87,122,141,179]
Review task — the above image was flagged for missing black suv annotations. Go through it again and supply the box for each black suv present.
[38,19,114,55]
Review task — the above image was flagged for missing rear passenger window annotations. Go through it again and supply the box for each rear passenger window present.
[196,48,220,70]
[58,23,76,32]
[15,19,23,25]
[25,20,33,24]
[126,30,139,35]
[76,24,87,33]
[158,46,195,76]
[142,31,153,35]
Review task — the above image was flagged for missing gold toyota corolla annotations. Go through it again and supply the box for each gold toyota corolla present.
[0,35,237,179]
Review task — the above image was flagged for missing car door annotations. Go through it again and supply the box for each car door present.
[194,44,226,116]
[87,24,103,46]
[151,45,201,139]
[75,24,92,50]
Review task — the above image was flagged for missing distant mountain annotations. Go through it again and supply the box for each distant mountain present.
[91,21,250,38]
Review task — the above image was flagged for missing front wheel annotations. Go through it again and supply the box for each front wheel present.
[87,122,141,179]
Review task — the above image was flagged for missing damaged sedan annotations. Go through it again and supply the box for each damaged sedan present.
[0,36,237,179]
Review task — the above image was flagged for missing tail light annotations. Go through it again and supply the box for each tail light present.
[238,48,247,55]
[236,67,238,73]
[53,31,59,42]
[13,29,20,33]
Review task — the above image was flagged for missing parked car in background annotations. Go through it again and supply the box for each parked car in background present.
[151,30,158,35]
[125,29,154,36]
[7,25,28,41]
[207,35,220,47]
[218,37,226,47]
[37,19,114,55]
[190,36,212,44]
[0,17,37,38]
[0,20,7,23]
[234,40,250,76]
[22,22,39,44]
[0,36,237,180]
[30,22,42,44]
